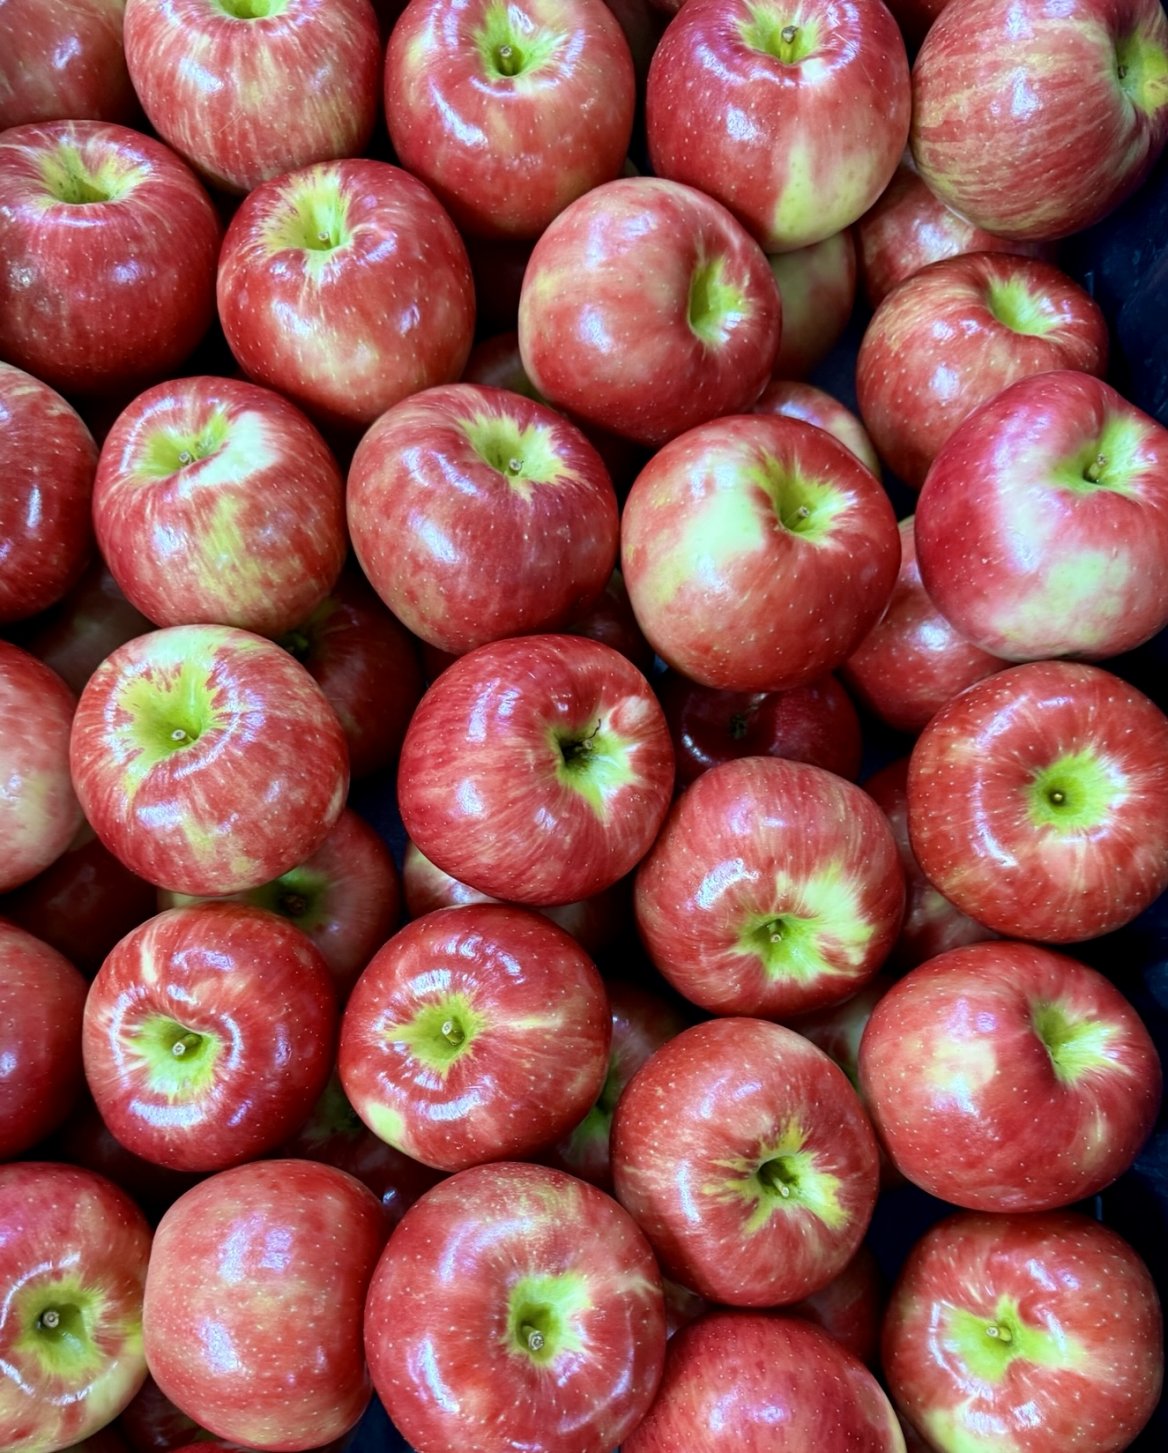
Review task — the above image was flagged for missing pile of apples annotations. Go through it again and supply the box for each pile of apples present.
[3,0,1168,1451]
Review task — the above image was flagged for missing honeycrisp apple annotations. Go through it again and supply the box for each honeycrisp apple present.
[22,562,151,698]
[753,379,881,475]
[793,1242,883,1367]
[0,1162,151,1453]
[0,0,137,129]
[766,231,858,378]
[69,625,348,897]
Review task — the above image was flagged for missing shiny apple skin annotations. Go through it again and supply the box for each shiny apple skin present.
[0,645,82,894]
[83,904,336,1172]
[0,0,137,129]
[348,383,619,654]
[843,518,1004,735]
[385,0,635,239]
[612,1018,880,1304]
[883,1211,1163,1453]
[753,378,880,475]
[0,364,97,624]
[907,662,1168,941]
[857,255,1108,487]
[518,177,781,446]
[143,1161,383,1452]
[625,1311,905,1453]
[50,1102,202,1226]
[123,0,380,194]
[864,758,995,970]
[159,809,399,1001]
[0,122,219,398]
[218,159,475,431]
[622,414,899,691]
[857,162,1050,308]
[0,1163,151,1453]
[636,758,904,1017]
[340,904,610,1170]
[659,669,863,786]
[859,941,1161,1211]
[398,634,674,905]
[915,370,1168,660]
[70,625,348,897]
[365,1161,666,1453]
[647,0,909,252]
[767,231,858,377]
[911,0,1168,240]
[0,921,87,1160]
[23,563,152,699]
[790,1242,883,1366]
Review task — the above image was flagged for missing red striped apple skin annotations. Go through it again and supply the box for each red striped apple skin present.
[0,0,137,130]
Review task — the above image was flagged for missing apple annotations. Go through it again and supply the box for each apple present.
[517,177,781,447]
[658,669,863,786]
[0,644,82,894]
[857,254,1109,487]
[118,1376,220,1453]
[915,370,1168,660]
[217,159,475,432]
[790,977,893,1093]
[339,903,610,1170]
[863,758,995,970]
[398,633,674,905]
[635,757,904,1017]
[753,379,881,476]
[647,0,909,252]
[159,809,399,1001]
[856,161,1050,307]
[0,363,97,624]
[612,1017,880,1304]
[143,1160,383,1451]
[911,0,1168,240]
[842,517,1004,734]
[385,0,635,239]
[123,0,380,194]
[21,563,152,699]
[907,661,1168,941]
[767,231,858,378]
[883,1210,1163,1453]
[565,569,654,673]
[364,1161,666,1453]
[792,1242,882,1367]
[0,920,87,1160]
[69,625,349,897]
[49,1100,202,1225]
[0,1162,151,1453]
[348,383,620,654]
[0,0,137,129]
[621,413,900,690]
[0,122,219,398]
[625,1311,905,1452]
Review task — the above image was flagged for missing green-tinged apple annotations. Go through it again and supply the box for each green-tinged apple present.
[766,231,858,377]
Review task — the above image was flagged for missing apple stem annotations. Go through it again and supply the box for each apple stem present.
[171,1031,202,1058]
[777,23,802,62]
[986,1323,1014,1345]
[170,728,189,743]
[495,42,522,77]
[178,450,193,466]
[441,1019,465,1048]
[507,457,524,475]
[1048,788,1066,806]
[1118,63,1128,79]
[38,1309,61,1330]
[1083,454,1107,483]
[521,1323,545,1352]
[757,1157,796,1197]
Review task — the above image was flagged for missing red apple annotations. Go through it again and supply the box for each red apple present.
[911,0,1168,239]
[621,414,899,690]
[217,159,475,431]
[123,0,380,194]
[0,122,219,398]
[842,517,1004,734]
[385,0,635,239]
[754,379,881,476]
[612,1017,880,1304]
[0,921,87,1159]
[347,383,619,654]
[0,0,137,129]
[50,1101,202,1225]
[907,662,1168,941]
[93,377,346,638]
[883,1211,1163,1453]
[0,363,97,624]
[915,370,1168,660]
[21,562,152,699]
[647,0,909,251]
[143,1161,383,1451]
[659,669,863,786]
[0,644,81,893]
[69,625,349,897]
[790,977,893,1092]
[339,904,610,1170]
[857,254,1108,487]
[0,1163,150,1453]
[518,177,781,447]
[859,941,1161,1210]
[566,569,654,673]
[398,633,674,905]
[365,1161,666,1453]
[461,330,539,396]
[625,1311,905,1452]
[793,1242,883,1367]
[767,231,858,378]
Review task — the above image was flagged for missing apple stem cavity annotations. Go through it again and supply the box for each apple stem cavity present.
[757,1156,798,1198]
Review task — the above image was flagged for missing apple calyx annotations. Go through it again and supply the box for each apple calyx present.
[983,276,1058,337]
[387,994,484,1072]
[505,1272,589,1366]
[1027,750,1120,833]
[688,257,749,346]
[1113,30,1168,112]
[740,6,819,65]
[1031,999,1117,1084]
[475,2,566,82]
